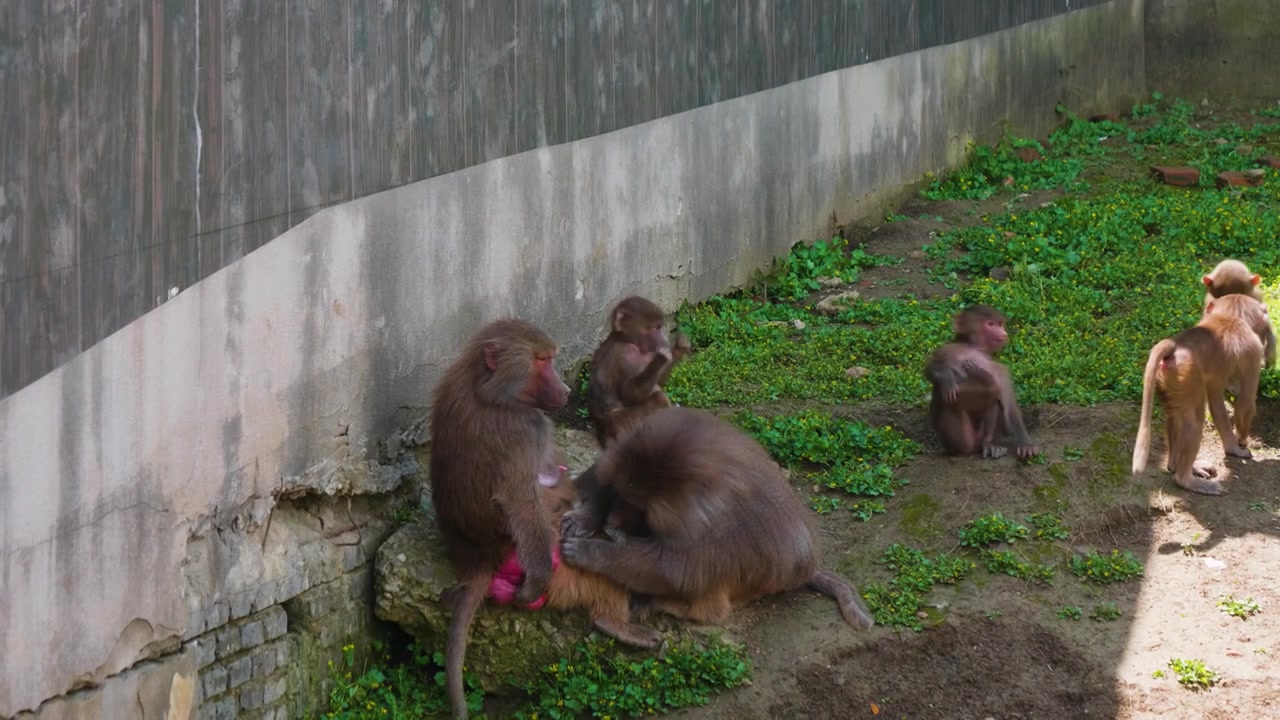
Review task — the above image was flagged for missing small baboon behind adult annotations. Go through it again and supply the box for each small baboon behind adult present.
[1200,259,1276,367]
[586,296,691,447]
[1132,294,1266,495]
[923,304,1038,461]
[562,407,875,631]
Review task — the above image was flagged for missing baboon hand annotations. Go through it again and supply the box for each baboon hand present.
[940,381,958,404]
[560,536,605,571]
[981,444,1008,460]
[673,333,692,353]
[1015,444,1040,461]
[561,508,599,538]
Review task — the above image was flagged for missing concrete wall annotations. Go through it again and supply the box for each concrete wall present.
[0,0,1113,401]
[0,2,1145,717]
[1146,0,1280,100]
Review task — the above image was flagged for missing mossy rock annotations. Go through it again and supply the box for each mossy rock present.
[374,521,603,694]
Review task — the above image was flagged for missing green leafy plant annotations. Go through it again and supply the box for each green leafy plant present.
[848,500,887,522]
[861,544,975,631]
[515,637,752,719]
[1090,602,1122,621]
[1167,658,1219,691]
[1217,595,1261,619]
[1026,512,1070,541]
[326,641,478,720]
[981,550,1055,584]
[1062,446,1085,461]
[1068,550,1144,585]
[1056,606,1083,621]
[763,235,897,301]
[1248,501,1270,511]
[957,513,1030,548]
[810,496,842,515]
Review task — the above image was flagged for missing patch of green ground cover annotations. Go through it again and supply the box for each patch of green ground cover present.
[861,544,975,631]
[669,99,1280,409]
[732,409,918,522]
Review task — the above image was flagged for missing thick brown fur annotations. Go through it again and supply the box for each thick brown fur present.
[586,296,691,447]
[1132,295,1265,495]
[1201,259,1276,368]
[430,319,570,719]
[923,305,1038,461]
[561,407,875,631]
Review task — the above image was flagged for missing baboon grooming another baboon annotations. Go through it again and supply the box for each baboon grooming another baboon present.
[561,406,875,630]
[586,296,691,447]
[1132,294,1266,495]
[429,319,659,720]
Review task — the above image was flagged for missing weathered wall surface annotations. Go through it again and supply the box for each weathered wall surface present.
[0,2,1144,718]
[0,0,1114,401]
[1146,0,1280,100]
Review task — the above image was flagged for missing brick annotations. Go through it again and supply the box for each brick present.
[1150,165,1200,186]
[253,643,280,677]
[241,620,265,649]
[277,638,294,666]
[187,608,206,639]
[342,544,364,572]
[231,592,255,620]
[240,683,265,710]
[281,571,307,601]
[262,606,289,640]
[263,677,288,705]
[202,665,229,698]
[194,638,217,669]
[215,626,242,660]
[228,655,254,689]
[204,601,230,632]
[252,582,280,614]
[197,696,236,720]
[1216,170,1265,188]
[1258,156,1280,169]
[1015,146,1041,163]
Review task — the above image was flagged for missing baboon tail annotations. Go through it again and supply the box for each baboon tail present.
[446,574,490,720]
[1133,339,1174,475]
[808,568,875,630]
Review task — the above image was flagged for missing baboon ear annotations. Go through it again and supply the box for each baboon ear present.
[1202,275,1214,288]
[1206,301,1216,314]
[483,342,500,372]
[1250,274,1262,287]
[613,309,628,332]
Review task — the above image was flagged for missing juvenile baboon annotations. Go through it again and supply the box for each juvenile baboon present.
[429,319,657,720]
[586,296,691,447]
[562,407,875,630]
[1132,295,1265,495]
[1201,259,1275,367]
[923,305,1038,461]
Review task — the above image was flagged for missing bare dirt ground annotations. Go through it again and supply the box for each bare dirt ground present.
[557,206,1280,720]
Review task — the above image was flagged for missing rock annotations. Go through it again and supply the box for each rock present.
[1015,146,1041,163]
[844,366,869,379]
[815,276,844,288]
[1215,170,1264,189]
[1235,144,1254,156]
[907,250,926,259]
[989,266,1011,281]
[815,291,861,316]
[1258,156,1280,169]
[1149,165,1200,187]
[792,319,806,330]
[375,521,603,694]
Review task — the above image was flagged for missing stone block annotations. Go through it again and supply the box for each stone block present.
[262,606,289,640]
[228,656,254,690]
[241,620,265,649]
[215,626,242,660]
[1257,156,1280,169]
[264,677,289,705]
[252,582,280,614]
[1216,170,1265,188]
[202,665,229,698]
[1150,165,1200,186]
[231,592,255,620]
[342,544,364,572]
[197,696,237,720]
[240,682,265,711]
[194,637,217,668]
[204,601,230,632]
[253,642,281,677]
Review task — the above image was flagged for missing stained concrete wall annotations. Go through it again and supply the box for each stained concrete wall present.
[1146,0,1280,100]
[0,0,1114,402]
[0,2,1145,717]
